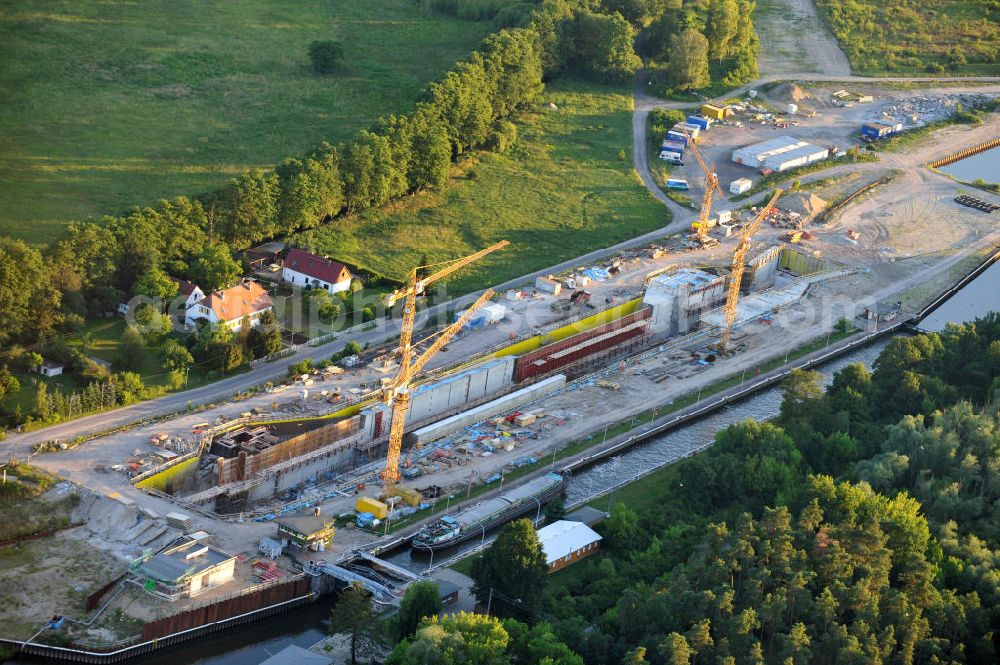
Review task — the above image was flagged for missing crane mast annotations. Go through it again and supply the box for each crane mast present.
[380,242,508,492]
[684,130,724,242]
[717,190,783,355]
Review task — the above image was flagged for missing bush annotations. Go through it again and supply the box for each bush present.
[308,41,344,75]
[488,120,518,153]
[288,359,313,377]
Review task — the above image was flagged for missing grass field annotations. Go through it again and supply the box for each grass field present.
[1,319,246,429]
[294,80,668,295]
[814,0,1000,76]
[0,0,493,242]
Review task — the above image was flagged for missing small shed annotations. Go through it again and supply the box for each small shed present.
[38,361,64,378]
[563,505,608,527]
[437,579,460,606]
[276,511,335,552]
[537,520,603,574]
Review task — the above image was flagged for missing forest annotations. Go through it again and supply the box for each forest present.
[422,315,1000,663]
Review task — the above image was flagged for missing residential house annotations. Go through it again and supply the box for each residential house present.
[185,280,273,332]
[169,277,205,310]
[135,535,236,600]
[281,248,352,295]
[536,520,603,574]
[37,360,64,378]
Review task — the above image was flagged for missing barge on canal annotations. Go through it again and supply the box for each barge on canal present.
[411,472,567,552]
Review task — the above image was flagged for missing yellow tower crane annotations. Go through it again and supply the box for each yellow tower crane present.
[379,241,509,493]
[717,189,783,355]
[684,130,725,243]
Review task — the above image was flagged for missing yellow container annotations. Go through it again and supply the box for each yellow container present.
[398,488,422,507]
[356,496,389,519]
[701,104,728,120]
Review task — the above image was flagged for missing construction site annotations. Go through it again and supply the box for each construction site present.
[2,78,999,658]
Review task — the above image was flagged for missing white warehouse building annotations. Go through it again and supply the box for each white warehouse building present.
[732,136,829,173]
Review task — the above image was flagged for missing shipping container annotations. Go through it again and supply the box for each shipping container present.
[686,116,710,131]
[675,123,701,139]
[701,104,731,120]
[861,122,903,140]
[665,131,688,145]
[666,179,690,190]
[730,178,753,194]
[661,139,686,154]
[535,276,562,295]
[356,497,389,519]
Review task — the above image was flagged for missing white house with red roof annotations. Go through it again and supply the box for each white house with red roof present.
[184,280,274,332]
[281,248,353,295]
[169,277,205,311]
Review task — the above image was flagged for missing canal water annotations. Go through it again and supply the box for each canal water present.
[920,260,1000,332]
[939,147,1000,184]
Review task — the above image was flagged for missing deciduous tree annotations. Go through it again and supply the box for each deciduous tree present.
[471,518,548,616]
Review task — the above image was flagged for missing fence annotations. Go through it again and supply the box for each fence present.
[250,346,297,367]
[2,590,314,664]
[307,319,380,349]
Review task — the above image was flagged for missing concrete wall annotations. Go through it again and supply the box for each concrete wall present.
[780,248,828,276]
[643,272,726,337]
[412,374,568,445]
[247,441,356,502]
[358,356,516,441]
[746,246,782,292]
[407,356,515,424]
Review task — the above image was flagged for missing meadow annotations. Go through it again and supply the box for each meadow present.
[814,0,1000,75]
[0,0,493,242]
[294,80,668,295]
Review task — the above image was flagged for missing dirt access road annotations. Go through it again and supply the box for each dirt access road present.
[756,0,851,77]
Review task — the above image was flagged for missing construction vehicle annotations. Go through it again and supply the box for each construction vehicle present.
[717,190,783,355]
[378,241,509,495]
[683,129,725,245]
[550,289,593,313]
